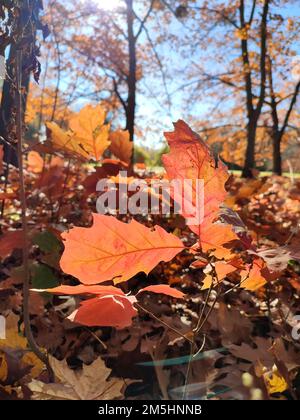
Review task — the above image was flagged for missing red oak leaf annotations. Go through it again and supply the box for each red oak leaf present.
[137,284,185,298]
[69,294,137,329]
[60,214,185,285]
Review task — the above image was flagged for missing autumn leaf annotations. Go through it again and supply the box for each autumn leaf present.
[34,166,64,200]
[68,104,110,160]
[82,159,128,195]
[34,284,125,296]
[162,120,229,236]
[195,223,238,259]
[0,231,23,260]
[45,122,75,157]
[263,367,288,395]
[46,104,110,161]
[33,283,184,328]
[0,314,44,379]
[28,356,126,400]
[162,120,238,259]
[214,258,242,281]
[32,285,134,328]
[60,213,185,284]
[69,294,137,328]
[201,257,243,290]
[240,258,268,291]
[137,284,185,299]
[109,130,133,164]
[27,151,44,173]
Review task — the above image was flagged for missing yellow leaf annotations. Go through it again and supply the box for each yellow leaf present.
[263,366,288,395]
[46,104,110,161]
[69,104,111,160]
[0,352,8,382]
[0,314,44,378]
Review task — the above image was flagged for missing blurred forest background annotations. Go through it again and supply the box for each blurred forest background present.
[1,0,300,175]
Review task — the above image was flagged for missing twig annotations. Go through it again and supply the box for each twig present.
[183,270,218,400]
[135,302,193,345]
[15,50,54,381]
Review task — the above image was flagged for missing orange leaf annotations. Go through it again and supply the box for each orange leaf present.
[196,223,238,259]
[162,120,229,236]
[46,104,110,161]
[27,151,44,173]
[109,130,132,164]
[201,257,243,290]
[215,260,239,281]
[137,284,185,298]
[69,295,137,329]
[60,213,185,285]
[33,284,125,296]
[240,258,267,291]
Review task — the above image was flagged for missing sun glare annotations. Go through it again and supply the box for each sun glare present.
[96,0,121,10]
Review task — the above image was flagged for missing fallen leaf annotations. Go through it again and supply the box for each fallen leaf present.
[263,367,288,395]
[28,356,126,400]
[0,314,44,379]
[0,231,23,260]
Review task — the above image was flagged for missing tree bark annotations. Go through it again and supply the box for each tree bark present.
[240,0,269,177]
[125,0,137,144]
[267,55,300,175]
[0,43,19,167]
[272,132,281,175]
[243,117,257,178]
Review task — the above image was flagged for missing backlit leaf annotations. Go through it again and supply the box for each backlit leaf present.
[60,213,185,285]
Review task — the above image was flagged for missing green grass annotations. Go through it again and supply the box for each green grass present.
[148,166,300,178]
[230,170,300,178]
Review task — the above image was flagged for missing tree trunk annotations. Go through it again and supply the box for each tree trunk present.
[240,0,269,178]
[242,118,257,178]
[272,132,282,175]
[126,0,136,145]
[0,43,19,167]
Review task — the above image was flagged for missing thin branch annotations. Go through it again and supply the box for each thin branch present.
[15,50,53,381]
[135,302,194,345]
[134,0,155,41]
[248,0,257,25]
[279,81,300,138]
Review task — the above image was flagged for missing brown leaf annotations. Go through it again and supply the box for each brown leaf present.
[28,356,126,400]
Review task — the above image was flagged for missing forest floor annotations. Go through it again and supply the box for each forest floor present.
[0,163,300,400]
